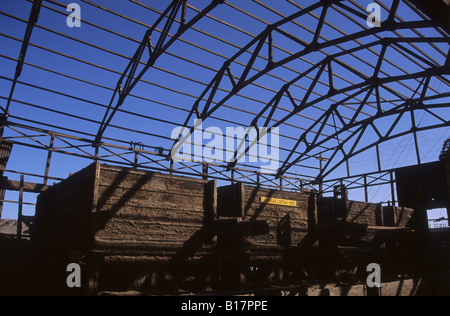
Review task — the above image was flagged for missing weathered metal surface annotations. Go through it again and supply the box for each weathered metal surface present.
[218,183,313,251]
[0,141,13,218]
[34,163,217,256]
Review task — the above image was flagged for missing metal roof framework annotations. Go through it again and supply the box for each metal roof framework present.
[0,0,449,218]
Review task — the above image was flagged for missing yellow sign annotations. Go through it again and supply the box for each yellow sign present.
[260,197,297,207]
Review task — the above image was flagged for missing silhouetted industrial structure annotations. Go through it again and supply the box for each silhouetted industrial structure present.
[0,0,449,296]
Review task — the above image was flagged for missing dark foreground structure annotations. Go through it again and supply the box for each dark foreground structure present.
[1,157,449,296]
[0,0,450,296]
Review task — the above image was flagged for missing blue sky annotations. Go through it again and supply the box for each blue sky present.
[0,0,449,221]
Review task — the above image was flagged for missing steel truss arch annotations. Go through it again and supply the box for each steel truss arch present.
[171,0,450,182]
[246,38,450,179]
[231,65,450,182]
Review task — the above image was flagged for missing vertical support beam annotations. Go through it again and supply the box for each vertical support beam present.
[0,140,13,219]
[413,130,421,165]
[410,109,422,165]
[133,151,139,169]
[170,158,174,175]
[390,171,396,207]
[346,159,351,178]
[202,163,209,180]
[17,175,24,240]
[94,145,99,163]
[319,154,324,196]
[86,253,102,296]
[444,157,450,226]
[204,179,217,243]
[364,175,369,203]
[218,219,245,290]
[327,61,334,92]
[376,144,382,172]
[43,134,55,186]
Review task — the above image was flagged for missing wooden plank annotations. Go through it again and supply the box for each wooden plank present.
[204,180,217,236]
[17,175,24,239]
[0,177,47,193]
[91,162,100,214]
